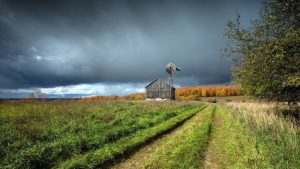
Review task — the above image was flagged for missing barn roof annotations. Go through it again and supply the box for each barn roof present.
[145,79,160,88]
[145,79,175,89]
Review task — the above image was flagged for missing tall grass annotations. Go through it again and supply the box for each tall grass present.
[226,102,300,168]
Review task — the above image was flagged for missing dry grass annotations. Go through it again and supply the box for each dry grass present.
[224,102,300,168]
[225,102,299,133]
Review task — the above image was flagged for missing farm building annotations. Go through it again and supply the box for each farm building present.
[145,79,175,100]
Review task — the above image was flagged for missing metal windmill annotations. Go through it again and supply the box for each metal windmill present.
[165,63,181,99]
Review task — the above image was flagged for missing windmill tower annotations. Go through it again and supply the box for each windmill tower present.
[165,63,181,99]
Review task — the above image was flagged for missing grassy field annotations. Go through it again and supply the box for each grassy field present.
[224,103,299,168]
[0,101,204,168]
[0,100,299,169]
[206,103,300,169]
[144,105,216,169]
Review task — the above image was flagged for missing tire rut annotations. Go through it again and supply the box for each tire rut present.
[204,106,224,169]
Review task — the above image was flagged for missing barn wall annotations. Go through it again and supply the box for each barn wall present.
[145,79,175,100]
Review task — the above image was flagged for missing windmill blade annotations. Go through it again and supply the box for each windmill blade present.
[176,67,181,71]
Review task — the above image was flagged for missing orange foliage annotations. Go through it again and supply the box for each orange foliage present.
[81,85,241,101]
[176,85,241,100]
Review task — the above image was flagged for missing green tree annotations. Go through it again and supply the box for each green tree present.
[223,0,300,109]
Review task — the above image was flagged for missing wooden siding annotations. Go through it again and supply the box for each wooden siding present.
[145,79,175,100]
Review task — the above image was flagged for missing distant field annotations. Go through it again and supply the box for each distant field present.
[199,95,254,103]
[0,100,299,169]
[80,85,242,101]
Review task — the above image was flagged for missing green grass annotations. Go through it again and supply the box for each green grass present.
[58,104,207,168]
[2,100,298,169]
[206,105,260,168]
[0,101,204,169]
[144,105,216,169]
[234,103,300,169]
[208,103,300,169]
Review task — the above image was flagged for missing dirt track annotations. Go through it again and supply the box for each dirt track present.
[110,106,211,169]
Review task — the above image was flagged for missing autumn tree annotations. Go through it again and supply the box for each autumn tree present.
[224,0,300,109]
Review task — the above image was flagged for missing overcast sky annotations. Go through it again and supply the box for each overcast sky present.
[0,0,263,98]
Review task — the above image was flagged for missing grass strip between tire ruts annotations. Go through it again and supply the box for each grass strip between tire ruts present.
[144,105,216,169]
[58,105,207,169]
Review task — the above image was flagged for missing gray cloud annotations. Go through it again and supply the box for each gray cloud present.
[0,0,263,91]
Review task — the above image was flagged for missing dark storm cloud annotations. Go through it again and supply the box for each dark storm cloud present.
[0,0,263,89]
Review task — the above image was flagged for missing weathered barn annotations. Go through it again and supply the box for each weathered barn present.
[145,79,175,100]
